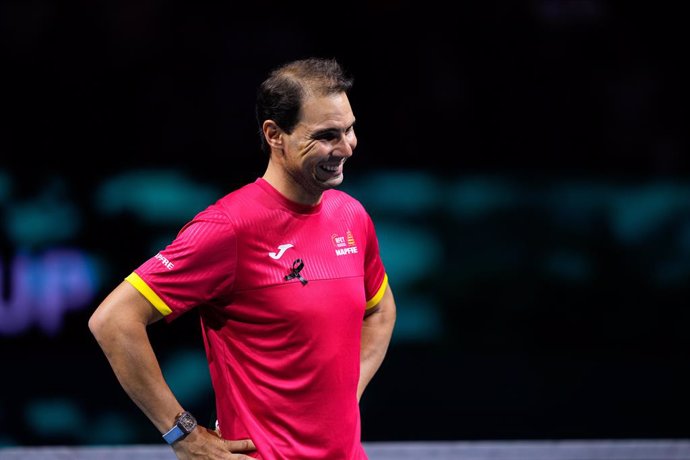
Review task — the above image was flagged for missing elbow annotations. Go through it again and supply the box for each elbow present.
[88,309,105,342]
[88,306,115,345]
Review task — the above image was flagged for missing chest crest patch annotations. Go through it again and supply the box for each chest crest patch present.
[332,230,358,256]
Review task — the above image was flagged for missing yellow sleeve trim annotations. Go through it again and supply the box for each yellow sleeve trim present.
[125,272,172,316]
[365,273,388,310]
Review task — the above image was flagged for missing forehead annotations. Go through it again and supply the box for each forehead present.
[298,92,355,130]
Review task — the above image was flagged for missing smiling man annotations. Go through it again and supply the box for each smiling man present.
[89,57,397,460]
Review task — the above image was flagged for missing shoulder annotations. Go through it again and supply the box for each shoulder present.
[215,181,264,211]
[192,181,268,223]
[176,182,262,236]
[323,189,367,212]
[322,190,376,233]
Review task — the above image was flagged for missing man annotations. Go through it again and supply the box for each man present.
[89,57,397,460]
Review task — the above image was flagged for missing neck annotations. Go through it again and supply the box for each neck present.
[262,162,322,206]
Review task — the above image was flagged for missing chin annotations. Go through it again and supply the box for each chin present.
[313,173,344,190]
[323,175,344,189]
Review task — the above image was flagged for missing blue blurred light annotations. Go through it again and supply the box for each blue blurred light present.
[342,171,441,214]
[608,183,690,245]
[6,198,81,248]
[375,223,443,286]
[161,348,213,405]
[24,399,86,437]
[96,170,221,224]
[391,295,443,342]
[448,176,520,218]
[85,412,139,445]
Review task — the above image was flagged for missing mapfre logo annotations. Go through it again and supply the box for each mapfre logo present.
[155,252,174,270]
[332,230,358,256]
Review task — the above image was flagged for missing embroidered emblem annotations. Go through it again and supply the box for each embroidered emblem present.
[331,230,358,256]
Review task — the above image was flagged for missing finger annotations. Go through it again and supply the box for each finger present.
[225,438,256,452]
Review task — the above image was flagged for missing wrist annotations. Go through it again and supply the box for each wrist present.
[162,411,197,445]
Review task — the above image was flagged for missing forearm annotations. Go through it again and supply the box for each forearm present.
[89,281,182,434]
[95,320,182,433]
[358,286,396,401]
[92,315,258,458]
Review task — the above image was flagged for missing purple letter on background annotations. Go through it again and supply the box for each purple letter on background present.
[0,249,98,336]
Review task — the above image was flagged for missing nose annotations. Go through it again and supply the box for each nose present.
[337,131,357,158]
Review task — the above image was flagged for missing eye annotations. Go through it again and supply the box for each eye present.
[313,130,339,142]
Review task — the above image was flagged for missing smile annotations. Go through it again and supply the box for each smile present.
[319,163,341,173]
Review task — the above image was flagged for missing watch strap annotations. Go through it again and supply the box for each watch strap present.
[162,424,186,445]
[162,411,196,445]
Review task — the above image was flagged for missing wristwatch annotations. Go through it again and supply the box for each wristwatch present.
[162,411,197,445]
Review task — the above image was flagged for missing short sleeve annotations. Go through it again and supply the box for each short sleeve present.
[128,209,238,322]
[362,212,387,310]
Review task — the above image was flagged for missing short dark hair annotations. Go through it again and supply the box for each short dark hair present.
[255,57,354,155]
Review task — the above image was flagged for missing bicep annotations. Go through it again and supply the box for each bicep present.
[90,280,164,334]
[364,284,396,320]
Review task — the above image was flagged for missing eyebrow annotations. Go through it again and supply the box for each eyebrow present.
[311,121,356,138]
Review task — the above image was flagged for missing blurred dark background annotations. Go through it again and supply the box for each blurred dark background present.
[1,0,689,448]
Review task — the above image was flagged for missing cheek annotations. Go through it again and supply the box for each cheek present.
[299,139,322,158]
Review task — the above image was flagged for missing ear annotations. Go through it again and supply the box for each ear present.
[263,120,283,151]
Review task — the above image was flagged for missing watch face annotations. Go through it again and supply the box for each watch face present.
[178,412,197,433]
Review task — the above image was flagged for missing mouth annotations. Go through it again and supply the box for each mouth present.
[319,163,342,173]
[316,161,344,180]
